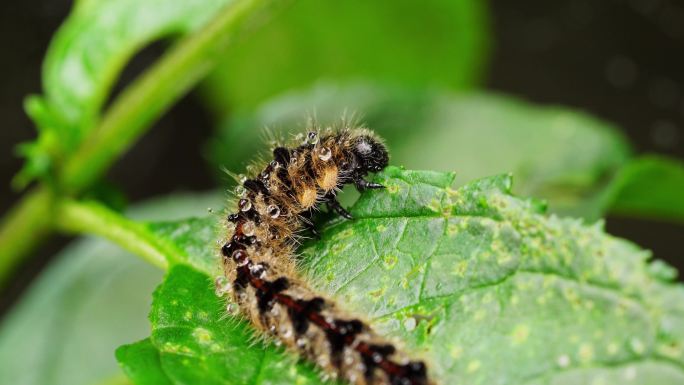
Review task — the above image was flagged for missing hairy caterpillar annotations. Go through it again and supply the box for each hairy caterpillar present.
[215,123,432,385]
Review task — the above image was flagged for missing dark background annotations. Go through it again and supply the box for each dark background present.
[1,0,683,312]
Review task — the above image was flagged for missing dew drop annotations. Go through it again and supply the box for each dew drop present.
[207,207,214,213]
[267,205,281,218]
[403,317,417,331]
[237,174,247,183]
[557,354,570,368]
[239,199,252,212]
[344,353,354,365]
[232,250,248,266]
[235,185,246,196]
[226,302,239,315]
[214,276,231,297]
[250,263,266,278]
[318,146,332,161]
[305,131,319,145]
[242,221,256,236]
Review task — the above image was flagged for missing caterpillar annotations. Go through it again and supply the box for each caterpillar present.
[215,123,432,385]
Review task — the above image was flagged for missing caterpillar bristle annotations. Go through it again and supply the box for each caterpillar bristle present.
[217,122,433,385]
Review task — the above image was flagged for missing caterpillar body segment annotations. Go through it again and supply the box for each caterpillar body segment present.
[218,125,432,385]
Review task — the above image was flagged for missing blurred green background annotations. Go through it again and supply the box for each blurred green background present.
[0,0,683,384]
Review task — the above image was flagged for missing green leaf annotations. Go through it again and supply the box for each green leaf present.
[35,0,232,141]
[133,167,683,384]
[17,0,235,186]
[116,339,173,385]
[0,235,163,385]
[0,192,219,385]
[148,265,323,385]
[306,167,684,384]
[210,85,630,220]
[607,155,684,223]
[201,0,490,112]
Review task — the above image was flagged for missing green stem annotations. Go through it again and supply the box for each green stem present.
[60,0,273,193]
[0,0,276,282]
[54,199,182,270]
[0,187,54,286]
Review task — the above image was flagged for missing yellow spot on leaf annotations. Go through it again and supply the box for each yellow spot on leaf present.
[510,324,530,345]
[452,260,468,277]
[193,327,213,345]
[467,360,481,373]
[450,346,463,359]
[383,255,398,270]
[579,343,594,363]
[369,287,386,300]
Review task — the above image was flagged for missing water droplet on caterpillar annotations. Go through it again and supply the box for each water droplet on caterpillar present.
[239,198,252,212]
[214,276,231,297]
[232,250,248,266]
[242,221,256,236]
[318,146,332,161]
[305,131,318,145]
[238,174,247,183]
[235,185,246,196]
[236,258,249,267]
[249,263,266,278]
[280,327,292,339]
[267,205,281,218]
[226,302,239,315]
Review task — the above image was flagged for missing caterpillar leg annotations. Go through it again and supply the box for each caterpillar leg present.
[354,176,384,191]
[300,209,321,239]
[324,193,353,220]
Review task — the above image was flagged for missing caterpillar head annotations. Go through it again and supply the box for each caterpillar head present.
[352,135,389,173]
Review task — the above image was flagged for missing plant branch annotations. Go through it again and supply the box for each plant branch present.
[59,0,274,194]
[54,199,183,270]
[0,187,54,286]
[0,0,277,283]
